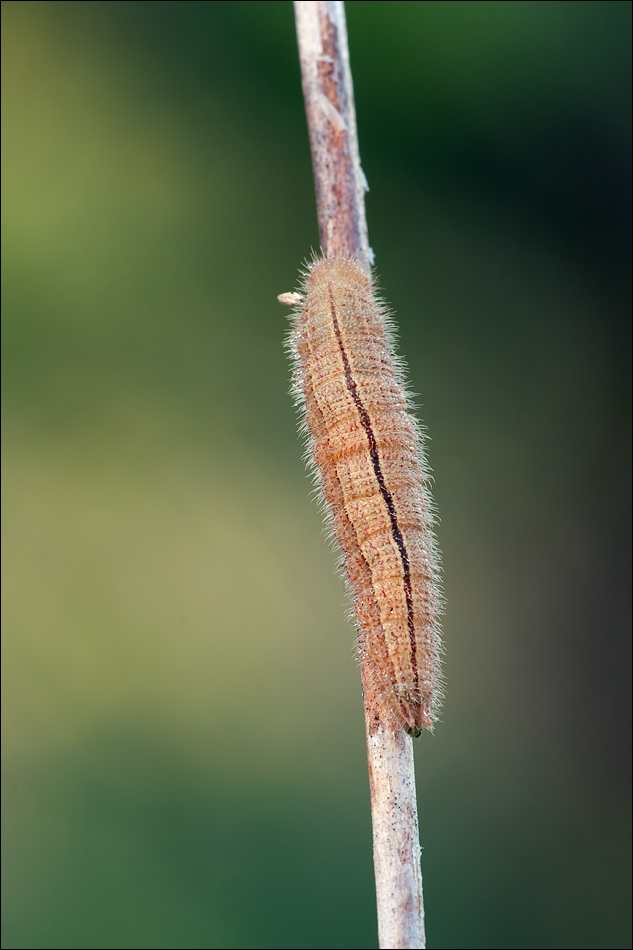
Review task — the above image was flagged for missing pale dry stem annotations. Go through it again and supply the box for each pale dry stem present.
[293,3,427,947]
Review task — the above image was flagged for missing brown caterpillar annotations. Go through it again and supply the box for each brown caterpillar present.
[283,257,442,736]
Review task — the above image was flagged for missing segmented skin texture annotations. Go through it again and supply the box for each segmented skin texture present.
[291,258,441,735]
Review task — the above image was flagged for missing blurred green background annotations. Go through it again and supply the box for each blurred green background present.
[2,2,630,948]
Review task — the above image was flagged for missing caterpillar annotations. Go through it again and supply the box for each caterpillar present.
[282,257,442,736]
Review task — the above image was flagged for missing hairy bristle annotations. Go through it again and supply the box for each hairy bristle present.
[286,256,443,734]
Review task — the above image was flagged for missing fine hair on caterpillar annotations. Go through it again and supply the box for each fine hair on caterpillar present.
[282,255,443,736]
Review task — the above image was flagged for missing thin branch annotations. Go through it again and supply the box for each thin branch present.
[293,4,426,948]
[293,0,371,271]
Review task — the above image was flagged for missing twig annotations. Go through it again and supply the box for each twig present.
[293,0,371,272]
[293,4,426,948]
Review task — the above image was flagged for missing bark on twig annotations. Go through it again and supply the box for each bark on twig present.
[293,4,426,947]
[293,0,371,271]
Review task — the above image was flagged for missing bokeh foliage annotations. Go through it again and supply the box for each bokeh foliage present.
[2,2,630,947]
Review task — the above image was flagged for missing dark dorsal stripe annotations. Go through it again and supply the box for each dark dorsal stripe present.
[327,285,419,704]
